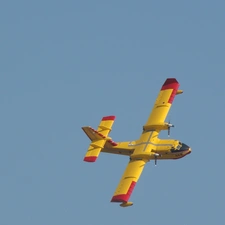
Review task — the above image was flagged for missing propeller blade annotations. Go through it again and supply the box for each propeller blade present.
[167,120,174,137]
[154,153,159,166]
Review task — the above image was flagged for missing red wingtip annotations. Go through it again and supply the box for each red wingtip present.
[161,78,179,90]
[102,116,116,121]
[111,195,127,202]
[161,78,180,104]
[83,156,97,162]
[111,181,136,203]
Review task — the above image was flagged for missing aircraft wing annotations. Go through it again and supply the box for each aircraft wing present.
[144,78,180,129]
[111,158,147,206]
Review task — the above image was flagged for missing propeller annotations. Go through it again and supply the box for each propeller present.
[167,120,174,137]
[154,153,160,166]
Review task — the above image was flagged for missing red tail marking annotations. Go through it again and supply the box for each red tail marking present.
[89,127,107,139]
[107,140,118,146]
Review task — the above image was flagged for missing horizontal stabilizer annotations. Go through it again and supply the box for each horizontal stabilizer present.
[82,115,117,162]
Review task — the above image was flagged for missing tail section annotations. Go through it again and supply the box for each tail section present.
[82,116,116,162]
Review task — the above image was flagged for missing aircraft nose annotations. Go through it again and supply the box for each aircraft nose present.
[180,143,190,151]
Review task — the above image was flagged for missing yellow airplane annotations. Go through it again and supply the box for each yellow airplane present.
[82,78,191,207]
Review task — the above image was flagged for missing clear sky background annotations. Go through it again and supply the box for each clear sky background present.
[0,1,224,224]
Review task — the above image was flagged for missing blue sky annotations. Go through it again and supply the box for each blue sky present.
[0,0,225,224]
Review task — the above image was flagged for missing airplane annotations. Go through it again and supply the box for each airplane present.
[82,78,191,207]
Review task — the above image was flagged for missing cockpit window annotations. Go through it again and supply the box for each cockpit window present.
[176,142,182,150]
[171,142,190,153]
[180,143,189,151]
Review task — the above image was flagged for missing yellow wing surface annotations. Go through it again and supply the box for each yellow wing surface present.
[111,159,147,205]
[111,78,182,205]
[144,78,180,129]
[82,116,117,162]
[133,78,181,156]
